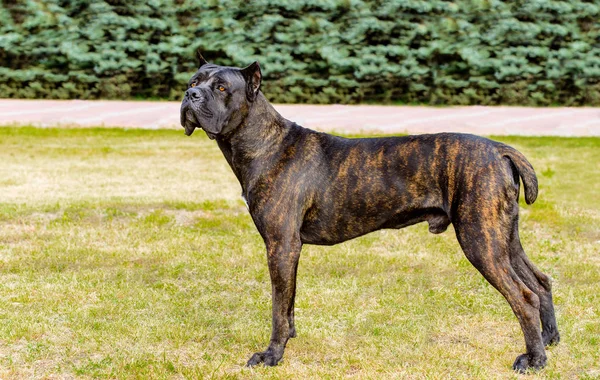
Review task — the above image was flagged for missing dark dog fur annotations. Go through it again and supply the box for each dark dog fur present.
[180,52,559,372]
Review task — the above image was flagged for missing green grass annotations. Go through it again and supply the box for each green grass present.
[0,126,598,379]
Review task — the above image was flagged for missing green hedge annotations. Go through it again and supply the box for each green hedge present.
[1,0,600,105]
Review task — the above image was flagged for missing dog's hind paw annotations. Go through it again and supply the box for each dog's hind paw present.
[543,330,560,347]
[246,350,283,367]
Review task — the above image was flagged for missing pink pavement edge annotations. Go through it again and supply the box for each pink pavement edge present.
[0,99,599,136]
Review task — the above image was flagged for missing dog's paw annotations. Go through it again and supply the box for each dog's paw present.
[543,330,560,347]
[246,352,265,367]
[246,350,283,367]
[512,353,547,373]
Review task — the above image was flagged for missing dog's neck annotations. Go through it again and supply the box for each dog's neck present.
[236,92,289,146]
[215,93,300,192]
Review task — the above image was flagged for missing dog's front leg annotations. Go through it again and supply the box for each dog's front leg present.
[247,234,301,367]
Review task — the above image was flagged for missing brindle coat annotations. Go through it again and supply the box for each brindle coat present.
[180,52,560,372]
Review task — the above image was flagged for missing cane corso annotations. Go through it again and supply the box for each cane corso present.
[180,52,559,372]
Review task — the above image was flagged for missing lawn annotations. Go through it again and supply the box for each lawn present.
[0,126,598,379]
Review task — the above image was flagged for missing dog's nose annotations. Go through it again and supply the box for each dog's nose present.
[185,88,201,101]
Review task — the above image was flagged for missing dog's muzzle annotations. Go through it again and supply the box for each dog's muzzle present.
[180,90,202,136]
[181,88,219,139]
[180,104,198,136]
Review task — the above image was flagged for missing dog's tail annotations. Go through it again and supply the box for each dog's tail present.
[496,143,538,205]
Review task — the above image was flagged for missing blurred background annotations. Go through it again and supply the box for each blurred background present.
[1,0,599,105]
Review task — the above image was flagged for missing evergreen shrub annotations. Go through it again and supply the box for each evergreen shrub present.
[1,0,599,105]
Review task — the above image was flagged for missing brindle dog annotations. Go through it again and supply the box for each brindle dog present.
[180,52,560,372]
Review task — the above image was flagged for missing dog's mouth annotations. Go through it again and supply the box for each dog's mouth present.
[181,104,219,140]
[184,123,197,136]
[181,106,201,136]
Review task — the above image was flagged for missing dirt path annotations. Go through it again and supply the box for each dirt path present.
[1,99,599,136]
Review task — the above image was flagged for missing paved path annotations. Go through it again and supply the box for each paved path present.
[1,99,599,136]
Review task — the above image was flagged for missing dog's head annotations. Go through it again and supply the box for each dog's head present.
[180,51,262,139]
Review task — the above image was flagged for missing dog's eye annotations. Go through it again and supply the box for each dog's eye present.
[190,82,196,88]
[218,86,226,92]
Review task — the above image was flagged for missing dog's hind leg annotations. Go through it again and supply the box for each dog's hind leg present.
[509,226,560,346]
[454,198,547,373]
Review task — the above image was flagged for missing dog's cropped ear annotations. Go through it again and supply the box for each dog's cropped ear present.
[196,49,208,68]
[240,61,262,102]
